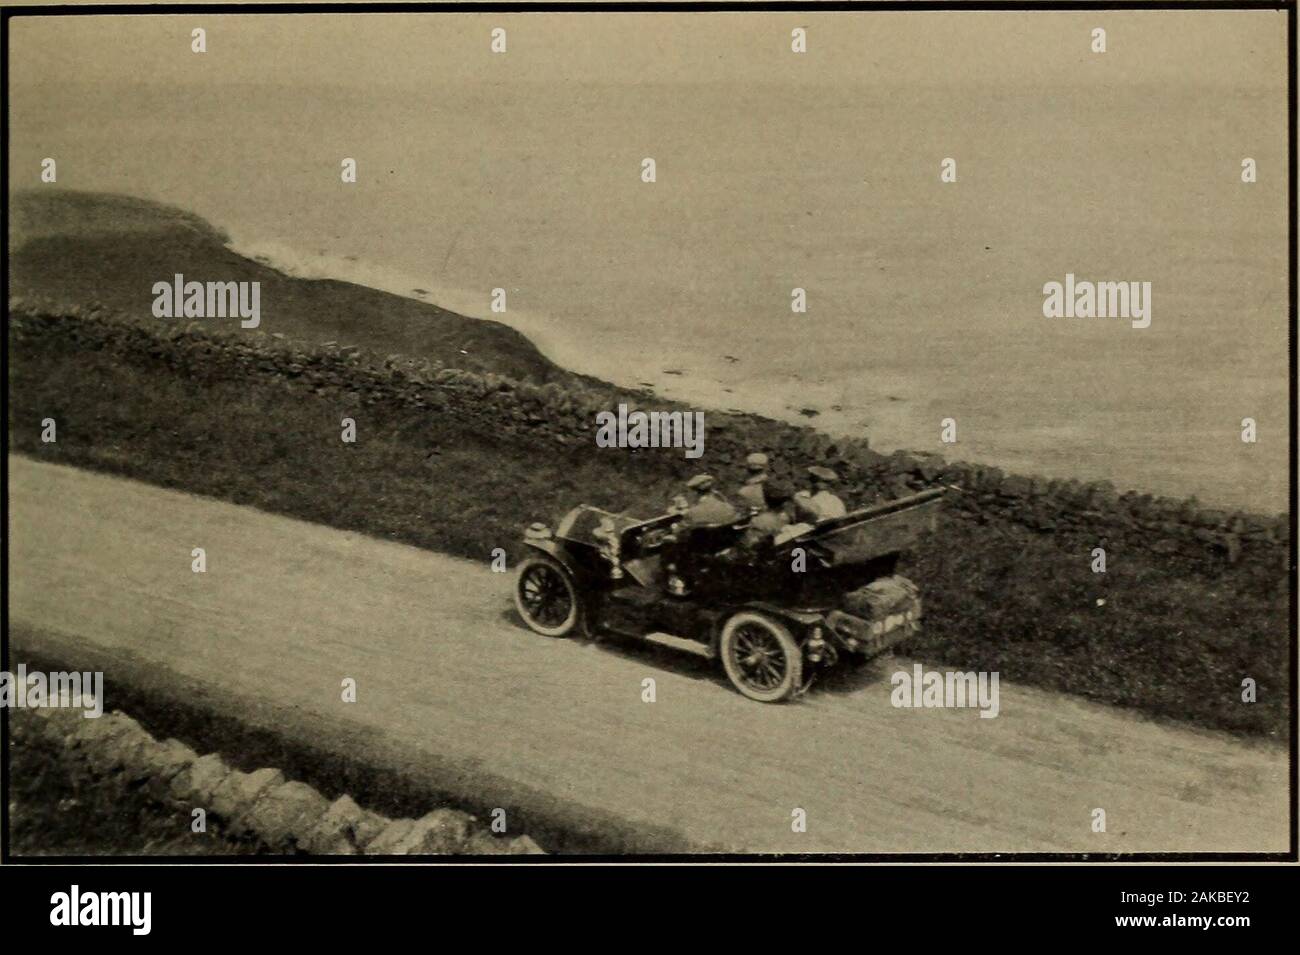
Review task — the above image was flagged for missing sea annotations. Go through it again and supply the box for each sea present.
[8,13,1290,512]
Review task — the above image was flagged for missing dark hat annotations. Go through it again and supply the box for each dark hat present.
[763,482,793,507]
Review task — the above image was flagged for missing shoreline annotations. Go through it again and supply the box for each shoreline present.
[224,229,1282,514]
[11,187,1287,514]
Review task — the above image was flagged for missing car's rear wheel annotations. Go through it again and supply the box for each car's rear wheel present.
[719,612,802,703]
[514,555,582,637]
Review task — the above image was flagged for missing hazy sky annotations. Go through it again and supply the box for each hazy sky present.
[10,10,1288,90]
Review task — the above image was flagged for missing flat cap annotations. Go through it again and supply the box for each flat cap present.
[686,474,715,491]
[807,466,839,482]
[745,452,769,471]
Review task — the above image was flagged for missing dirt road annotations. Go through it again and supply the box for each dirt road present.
[8,456,1288,853]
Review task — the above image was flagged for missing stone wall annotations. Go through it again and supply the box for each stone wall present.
[9,301,1288,570]
[14,701,543,856]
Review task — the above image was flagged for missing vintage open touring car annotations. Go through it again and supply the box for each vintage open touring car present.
[513,487,944,702]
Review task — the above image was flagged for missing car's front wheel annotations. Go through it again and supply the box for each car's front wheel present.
[719,611,803,703]
[514,555,582,637]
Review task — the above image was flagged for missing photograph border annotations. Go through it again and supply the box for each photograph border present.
[2,0,1295,865]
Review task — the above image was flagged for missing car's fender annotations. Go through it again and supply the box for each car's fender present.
[709,601,824,654]
[521,538,584,580]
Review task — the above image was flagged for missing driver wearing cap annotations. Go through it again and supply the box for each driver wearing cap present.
[681,473,740,527]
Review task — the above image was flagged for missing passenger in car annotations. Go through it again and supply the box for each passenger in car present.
[795,466,848,521]
[741,482,796,551]
[736,452,770,512]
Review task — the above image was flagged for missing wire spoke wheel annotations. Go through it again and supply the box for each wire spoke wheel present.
[514,556,580,637]
[719,612,802,703]
[733,625,787,689]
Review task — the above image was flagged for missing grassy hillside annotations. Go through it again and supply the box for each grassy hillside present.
[9,306,1289,740]
[10,189,567,384]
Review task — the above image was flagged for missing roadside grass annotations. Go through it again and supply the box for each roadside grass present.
[9,329,1289,740]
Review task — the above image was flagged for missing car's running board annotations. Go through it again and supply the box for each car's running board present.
[642,631,717,660]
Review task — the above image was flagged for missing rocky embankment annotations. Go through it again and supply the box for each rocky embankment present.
[12,700,543,856]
